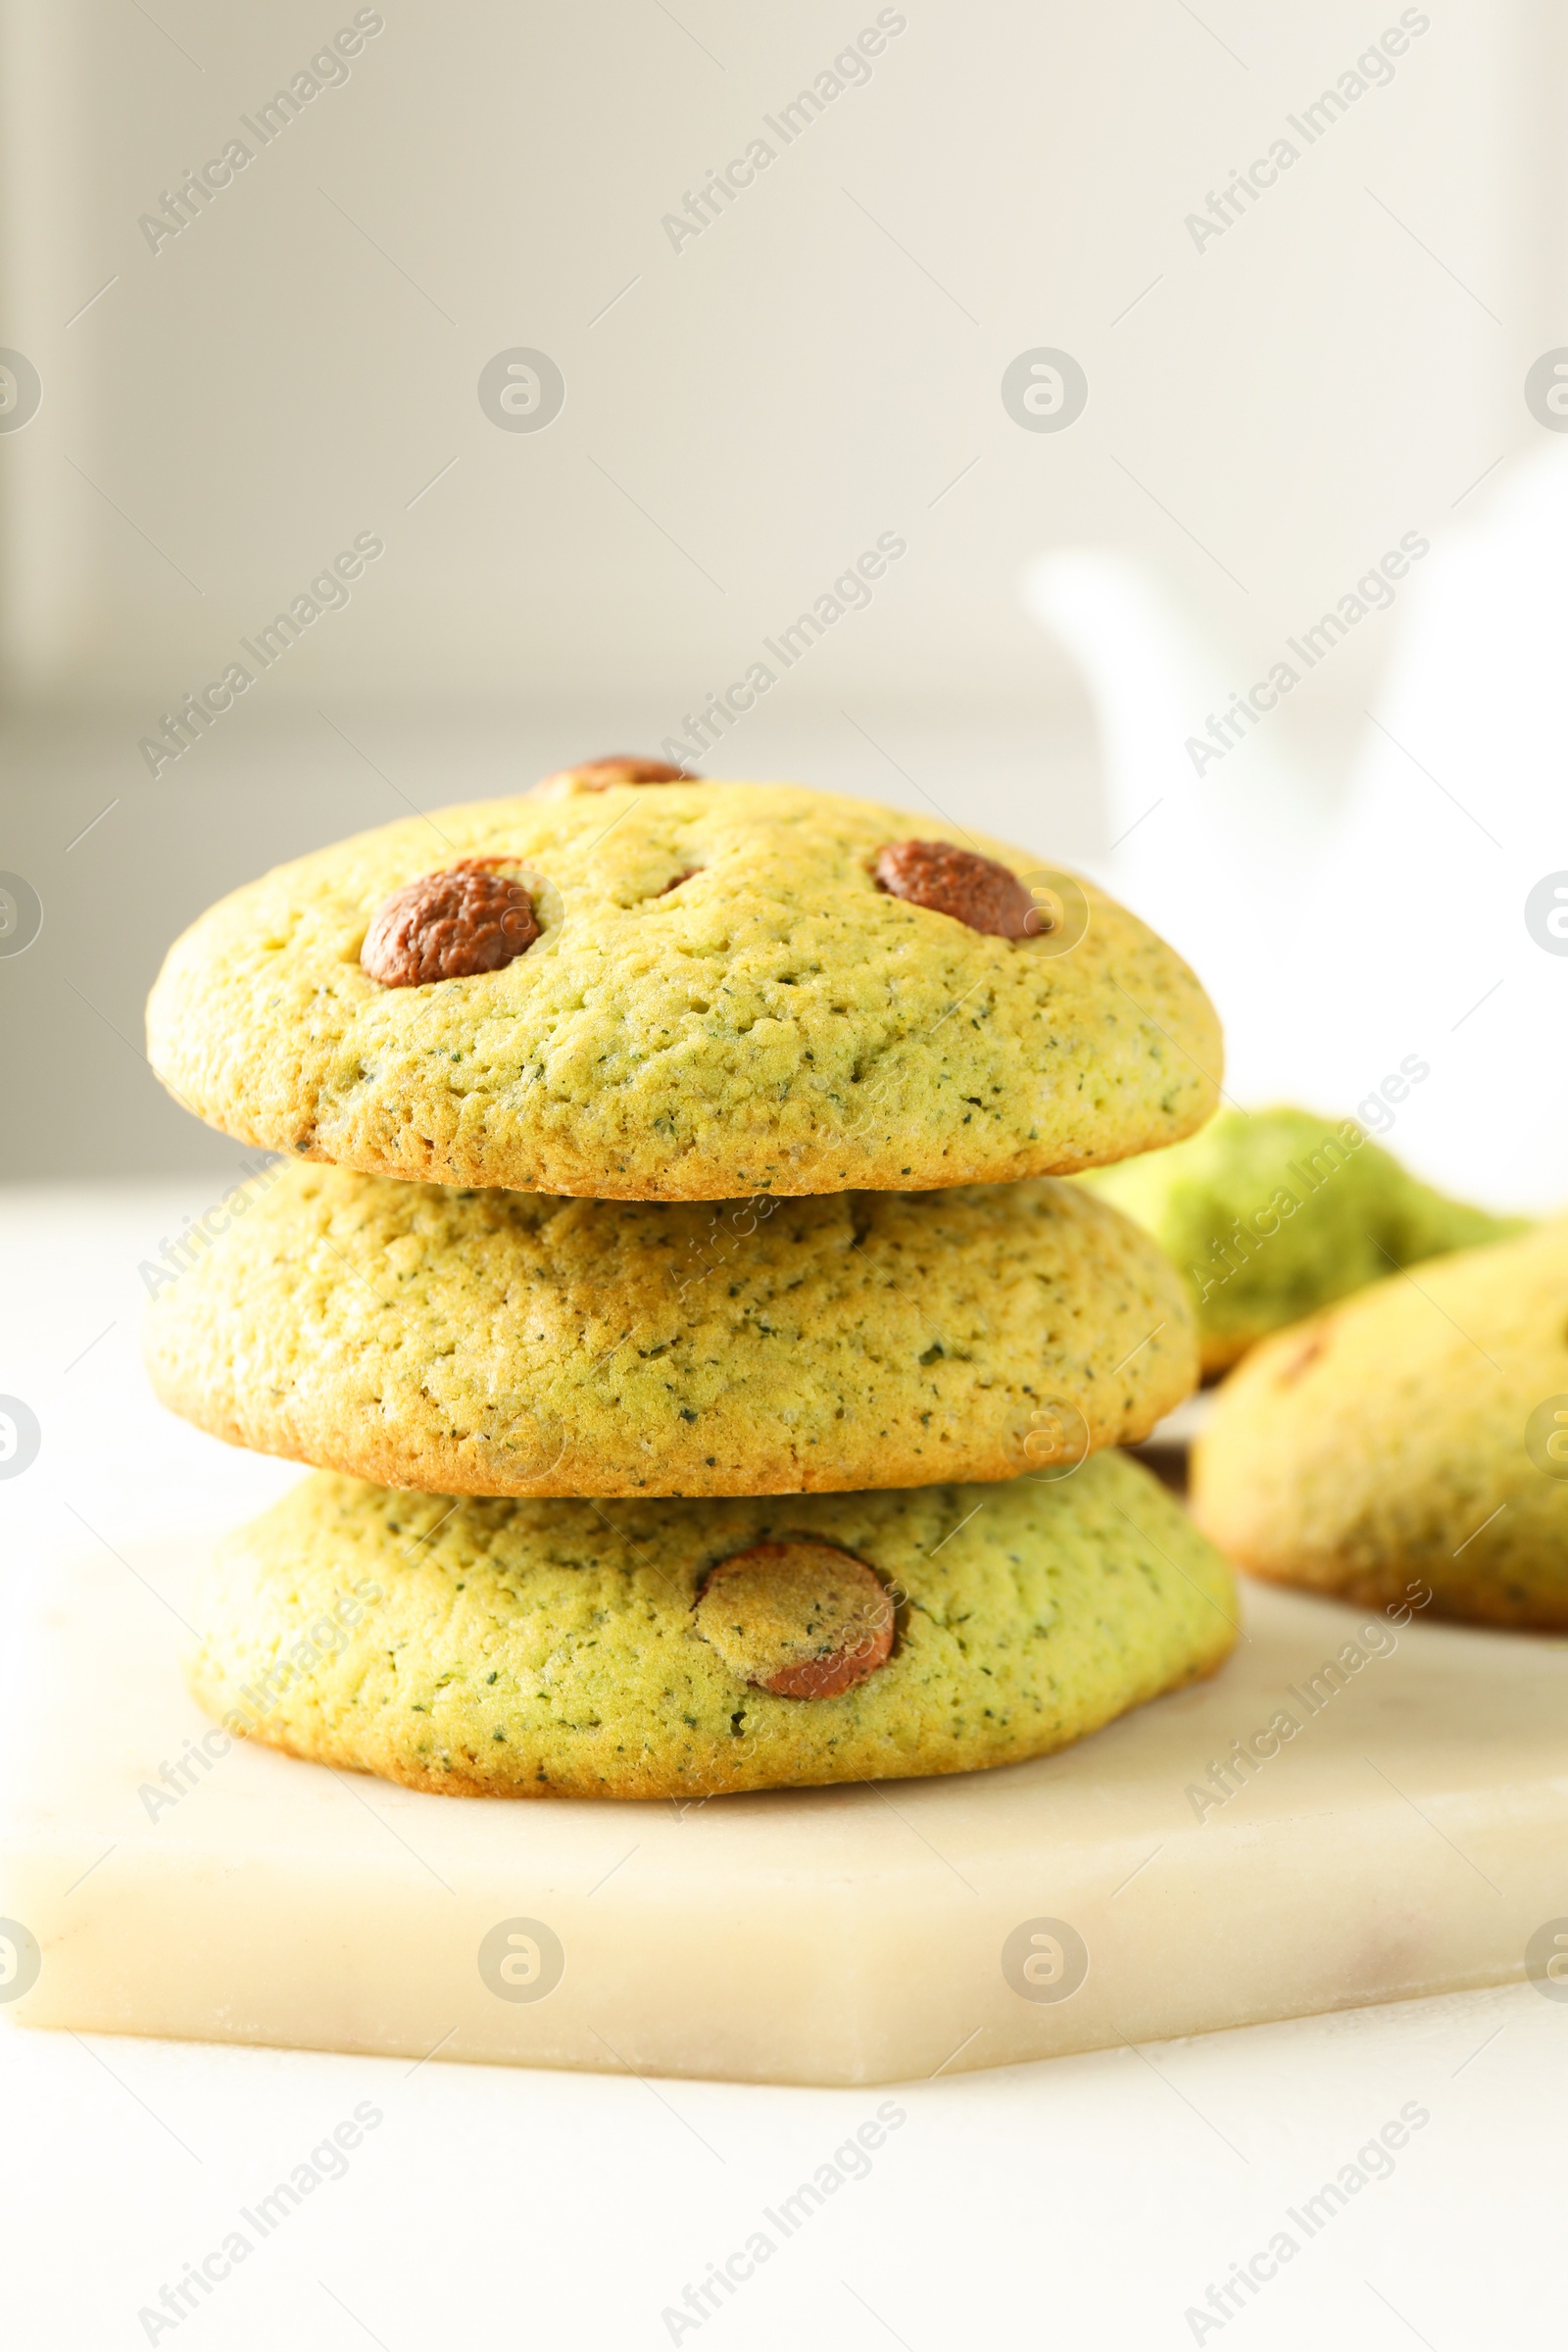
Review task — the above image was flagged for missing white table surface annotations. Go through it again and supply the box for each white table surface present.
[1,1183,1560,2351]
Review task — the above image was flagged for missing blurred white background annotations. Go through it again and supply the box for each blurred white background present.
[1,0,1565,1181]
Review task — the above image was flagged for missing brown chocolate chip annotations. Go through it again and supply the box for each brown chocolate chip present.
[1275,1329,1329,1389]
[872,839,1037,939]
[361,859,540,988]
[693,1541,895,1699]
[536,755,696,796]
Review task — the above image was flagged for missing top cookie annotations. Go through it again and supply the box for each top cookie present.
[146,771,1222,1200]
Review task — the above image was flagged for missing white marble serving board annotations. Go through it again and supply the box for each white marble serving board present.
[3,1530,1563,2086]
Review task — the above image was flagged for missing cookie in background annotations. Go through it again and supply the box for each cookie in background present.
[1190,1217,1568,1628]
[1081,1102,1527,1377]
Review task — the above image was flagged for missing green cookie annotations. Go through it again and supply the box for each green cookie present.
[188,1453,1239,1798]
[1193,1217,1568,1628]
[1082,1104,1524,1374]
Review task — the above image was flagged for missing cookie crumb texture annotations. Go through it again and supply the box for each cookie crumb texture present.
[144,782,1221,1200]
[145,1162,1198,1496]
[187,1454,1238,1798]
[1192,1217,1568,1627]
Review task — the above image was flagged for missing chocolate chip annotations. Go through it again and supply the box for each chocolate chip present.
[361,859,540,988]
[537,755,696,796]
[872,839,1038,939]
[693,1541,895,1699]
[1276,1330,1329,1389]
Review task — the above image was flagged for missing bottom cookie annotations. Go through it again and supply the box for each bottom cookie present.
[187,1455,1238,1798]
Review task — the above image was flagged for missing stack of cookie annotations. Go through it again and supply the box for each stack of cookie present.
[144,760,1238,1799]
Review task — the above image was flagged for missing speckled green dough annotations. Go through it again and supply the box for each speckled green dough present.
[145,1161,1198,1497]
[1192,1218,1568,1628]
[1081,1104,1525,1374]
[187,1453,1239,1797]
[144,782,1222,1200]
